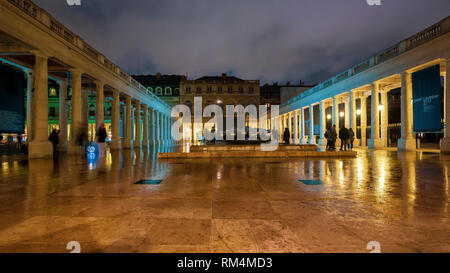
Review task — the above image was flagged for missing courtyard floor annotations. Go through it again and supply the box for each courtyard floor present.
[0,147,448,253]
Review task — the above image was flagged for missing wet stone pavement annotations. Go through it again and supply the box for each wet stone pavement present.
[0,147,448,253]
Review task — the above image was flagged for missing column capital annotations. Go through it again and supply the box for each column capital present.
[94,79,104,87]
[31,50,47,58]
[69,68,82,76]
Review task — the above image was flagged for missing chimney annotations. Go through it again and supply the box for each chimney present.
[221,73,227,80]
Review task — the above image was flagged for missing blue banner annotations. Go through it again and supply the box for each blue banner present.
[0,64,25,134]
[412,65,442,132]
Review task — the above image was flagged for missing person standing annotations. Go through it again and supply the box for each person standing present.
[348,128,355,150]
[339,127,349,151]
[324,128,331,151]
[330,125,337,150]
[48,129,59,156]
[283,128,290,144]
[96,123,107,157]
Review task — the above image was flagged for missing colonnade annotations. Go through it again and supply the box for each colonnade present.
[25,52,175,158]
[278,61,449,152]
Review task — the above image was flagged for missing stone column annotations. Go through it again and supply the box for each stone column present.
[287,112,292,143]
[380,89,389,147]
[441,60,450,152]
[28,52,52,158]
[293,110,298,144]
[149,108,154,146]
[165,115,169,146]
[68,69,82,153]
[350,91,358,147]
[361,96,367,147]
[334,97,341,148]
[58,79,68,152]
[344,97,350,128]
[142,105,148,147]
[110,89,122,150]
[134,101,141,148]
[123,96,133,148]
[161,114,165,146]
[398,72,416,151]
[155,111,160,146]
[369,83,383,149]
[300,108,305,144]
[309,105,315,144]
[319,101,326,147]
[81,87,89,140]
[26,71,34,142]
[95,80,104,132]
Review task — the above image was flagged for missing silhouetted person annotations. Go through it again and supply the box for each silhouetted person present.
[339,127,349,151]
[324,128,331,150]
[348,128,355,150]
[330,125,337,150]
[76,126,89,152]
[96,123,107,156]
[48,129,59,156]
[17,135,22,150]
[283,128,290,144]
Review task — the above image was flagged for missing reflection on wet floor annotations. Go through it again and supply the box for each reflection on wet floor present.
[0,146,448,253]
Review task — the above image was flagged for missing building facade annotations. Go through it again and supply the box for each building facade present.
[180,73,260,143]
[132,73,185,107]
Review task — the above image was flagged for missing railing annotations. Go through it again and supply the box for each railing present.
[282,16,450,108]
[5,0,169,109]
[7,0,37,18]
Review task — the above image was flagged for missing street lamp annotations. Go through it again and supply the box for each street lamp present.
[327,114,332,120]
[356,109,362,116]
[378,104,384,111]
[339,112,344,117]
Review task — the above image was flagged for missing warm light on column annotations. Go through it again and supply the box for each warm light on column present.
[356,109,362,116]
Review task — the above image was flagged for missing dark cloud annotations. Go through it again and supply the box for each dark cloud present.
[34,0,450,84]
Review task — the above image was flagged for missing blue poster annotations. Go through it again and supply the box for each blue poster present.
[0,65,25,134]
[412,65,442,132]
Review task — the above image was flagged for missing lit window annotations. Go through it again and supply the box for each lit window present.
[49,87,57,96]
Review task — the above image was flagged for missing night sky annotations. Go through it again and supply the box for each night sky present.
[34,0,450,85]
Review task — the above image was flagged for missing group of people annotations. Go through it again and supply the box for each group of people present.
[48,123,108,157]
[324,125,355,151]
[282,125,355,151]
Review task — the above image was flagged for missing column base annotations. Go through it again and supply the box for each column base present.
[368,138,383,149]
[300,138,307,144]
[28,141,53,159]
[440,137,450,153]
[123,140,133,149]
[398,138,416,152]
[318,137,327,147]
[308,138,316,145]
[110,140,122,150]
[359,138,366,147]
